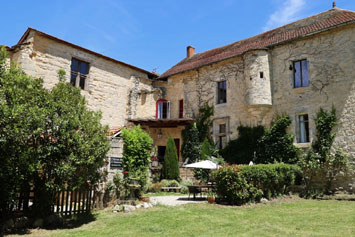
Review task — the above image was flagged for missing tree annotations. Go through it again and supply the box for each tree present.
[256,115,300,164]
[181,123,200,163]
[0,47,51,219]
[121,125,153,194]
[200,138,212,161]
[0,46,110,218]
[162,137,180,180]
[181,104,214,163]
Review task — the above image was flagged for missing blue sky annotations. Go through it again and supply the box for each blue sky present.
[1,0,354,74]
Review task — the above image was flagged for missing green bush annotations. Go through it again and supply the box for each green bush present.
[160,179,170,187]
[240,164,301,199]
[180,186,189,194]
[121,125,153,197]
[162,137,180,180]
[256,115,300,164]
[169,180,180,187]
[221,125,265,164]
[214,164,301,205]
[299,107,349,197]
[180,179,193,187]
[160,179,179,187]
[148,182,163,193]
[214,165,263,205]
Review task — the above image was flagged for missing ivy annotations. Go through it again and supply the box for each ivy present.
[299,107,349,197]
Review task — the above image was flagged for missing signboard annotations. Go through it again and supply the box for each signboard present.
[110,157,123,169]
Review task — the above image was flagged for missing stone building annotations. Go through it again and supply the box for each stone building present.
[5,27,160,179]
[137,7,355,189]
[4,6,355,189]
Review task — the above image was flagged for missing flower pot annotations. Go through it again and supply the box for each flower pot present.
[207,196,215,204]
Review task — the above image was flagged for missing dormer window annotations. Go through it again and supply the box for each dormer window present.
[156,100,170,119]
[71,58,89,90]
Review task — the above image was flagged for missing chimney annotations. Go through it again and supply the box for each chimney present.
[187,46,195,58]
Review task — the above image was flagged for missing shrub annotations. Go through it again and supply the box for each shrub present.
[214,164,301,204]
[169,180,180,187]
[148,182,163,193]
[180,179,193,187]
[180,186,189,194]
[160,179,179,187]
[240,164,301,199]
[160,179,170,187]
[214,165,263,205]
[299,107,349,197]
[121,125,153,197]
[162,137,180,180]
[193,168,211,183]
[179,180,193,194]
[221,125,265,164]
[256,115,300,164]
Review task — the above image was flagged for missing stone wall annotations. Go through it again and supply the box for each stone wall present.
[105,137,124,182]
[10,31,157,128]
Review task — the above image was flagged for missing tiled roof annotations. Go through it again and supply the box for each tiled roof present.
[107,126,121,137]
[160,8,355,79]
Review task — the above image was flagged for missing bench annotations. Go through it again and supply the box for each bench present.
[161,187,181,193]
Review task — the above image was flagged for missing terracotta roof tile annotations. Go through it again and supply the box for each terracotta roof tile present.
[160,8,355,79]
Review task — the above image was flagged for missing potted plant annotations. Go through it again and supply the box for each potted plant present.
[207,190,215,204]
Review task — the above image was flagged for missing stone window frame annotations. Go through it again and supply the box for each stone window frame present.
[70,57,90,90]
[295,113,311,144]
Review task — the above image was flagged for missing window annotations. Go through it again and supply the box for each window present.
[218,123,227,149]
[179,100,184,118]
[217,81,227,104]
[71,58,89,90]
[260,72,264,78]
[156,100,170,119]
[293,59,309,88]
[297,114,310,143]
[219,124,226,134]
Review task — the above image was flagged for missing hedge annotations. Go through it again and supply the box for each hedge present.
[214,164,301,205]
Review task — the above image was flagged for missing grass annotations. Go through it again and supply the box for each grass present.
[10,196,355,237]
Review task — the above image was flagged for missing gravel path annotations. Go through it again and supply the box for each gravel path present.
[150,195,207,206]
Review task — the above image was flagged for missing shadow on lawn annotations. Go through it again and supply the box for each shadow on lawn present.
[3,212,97,236]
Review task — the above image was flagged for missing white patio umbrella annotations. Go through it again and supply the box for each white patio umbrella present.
[184,160,220,170]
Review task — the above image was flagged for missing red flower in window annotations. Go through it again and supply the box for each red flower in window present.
[124,170,128,174]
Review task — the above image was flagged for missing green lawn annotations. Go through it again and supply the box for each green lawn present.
[14,197,355,237]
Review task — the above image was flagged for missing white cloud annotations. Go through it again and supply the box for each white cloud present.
[262,0,306,31]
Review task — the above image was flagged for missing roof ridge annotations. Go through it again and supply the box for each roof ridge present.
[13,27,158,78]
